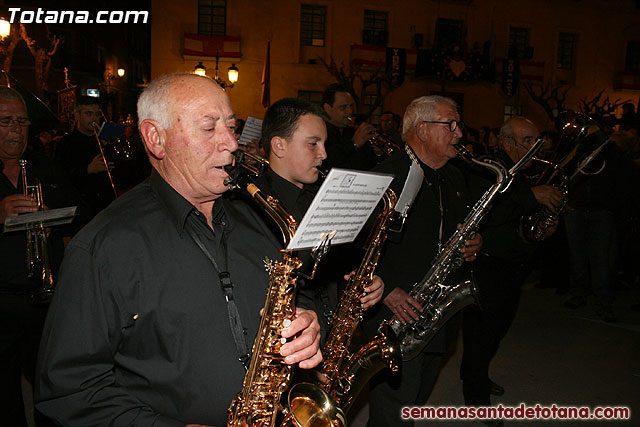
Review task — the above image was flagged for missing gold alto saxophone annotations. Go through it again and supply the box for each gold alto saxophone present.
[227,182,344,427]
[19,160,55,304]
[312,188,401,413]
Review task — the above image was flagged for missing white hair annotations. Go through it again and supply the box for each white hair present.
[137,72,203,130]
[402,95,458,141]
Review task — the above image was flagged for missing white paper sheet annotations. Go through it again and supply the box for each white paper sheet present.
[287,168,393,250]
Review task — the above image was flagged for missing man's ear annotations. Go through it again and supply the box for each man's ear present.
[322,103,331,115]
[139,119,166,160]
[415,121,428,142]
[270,136,288,159]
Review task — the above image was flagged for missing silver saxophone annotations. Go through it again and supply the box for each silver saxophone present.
[388,140,544,361]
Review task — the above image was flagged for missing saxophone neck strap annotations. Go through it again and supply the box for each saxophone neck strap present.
[187,229,251,370]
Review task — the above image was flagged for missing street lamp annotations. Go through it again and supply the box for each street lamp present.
[193,61,206,76]
[0,18,10,40]
[212,51,238,89]
[228,63,239,84]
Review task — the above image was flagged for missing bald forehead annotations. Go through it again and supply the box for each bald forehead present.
[513,119,539,136]
[169,75,224,103]
[168,76,233,120]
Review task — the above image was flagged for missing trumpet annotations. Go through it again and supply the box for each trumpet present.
[367,133,402,156]
[347,116,402,156]
[19,160,55,305]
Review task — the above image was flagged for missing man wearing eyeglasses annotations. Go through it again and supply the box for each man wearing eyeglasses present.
[458,116,563,425]
[361,95,482,427]
[0,86,84,427]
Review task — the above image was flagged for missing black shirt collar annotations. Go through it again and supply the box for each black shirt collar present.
[149,169,230,236]
[404,144,445,186]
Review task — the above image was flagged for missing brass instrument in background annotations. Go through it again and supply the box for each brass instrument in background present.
[227,182,345,427]
[347,115,403,156]
[19,160,55,304]
[237,150,270,178]
[520,112,609,242]
[367,133,402,156]
[389,142,544,361]
[315,188,401,414]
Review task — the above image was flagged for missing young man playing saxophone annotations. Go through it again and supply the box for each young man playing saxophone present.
[254,97,385,341]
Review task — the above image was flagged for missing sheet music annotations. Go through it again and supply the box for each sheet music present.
[3,206,77,233]
[287,168,393,250]
[238,116,263,145]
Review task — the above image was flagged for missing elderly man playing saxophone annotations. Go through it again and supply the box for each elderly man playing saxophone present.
[36,73,322,427]
[362,95,482,427]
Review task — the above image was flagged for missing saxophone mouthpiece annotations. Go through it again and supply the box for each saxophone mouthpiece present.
[246,183,259,197]
[454,144,473,162]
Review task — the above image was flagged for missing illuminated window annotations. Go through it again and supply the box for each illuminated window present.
[557,33,576,70]
[504,104,522,122]
[301,5,326,47]
[509,27,530,59]
[198,0,226,37]
[363,10,388,46]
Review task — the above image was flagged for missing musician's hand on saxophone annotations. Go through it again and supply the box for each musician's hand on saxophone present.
[279,307,322,369]
[459,227,483,262]
[531,184,563,212]
[383,287,423,324]
[341,272,384,309]
[0,194,39,222]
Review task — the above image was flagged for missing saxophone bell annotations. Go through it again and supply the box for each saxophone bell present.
[227,183,345,427]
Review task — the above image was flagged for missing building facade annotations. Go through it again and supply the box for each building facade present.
[151,0,640,131]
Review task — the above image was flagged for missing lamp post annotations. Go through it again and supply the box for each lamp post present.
[0,18,11,71]
[193,52,238,89]
[193,61,206,76]
[213,50,238,89]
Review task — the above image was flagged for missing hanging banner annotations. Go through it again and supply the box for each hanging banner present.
[183,34,241,57]
[386,47,406,86]
[501,57,519,97]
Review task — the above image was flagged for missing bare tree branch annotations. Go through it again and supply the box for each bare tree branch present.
[19,24,64,98]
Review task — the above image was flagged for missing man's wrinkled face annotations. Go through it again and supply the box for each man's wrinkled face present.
[77,104,101,135]
[420,103,463,164]
[0,99,29,161]
[161,78,238,202]
[276,114,327,188]
[323,91,354,128]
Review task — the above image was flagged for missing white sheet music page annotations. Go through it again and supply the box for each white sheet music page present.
[238,116,263,145]
[287,168,393,250]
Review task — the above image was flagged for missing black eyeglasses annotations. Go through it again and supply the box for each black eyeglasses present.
[0,117,31,127]
[422,119,465,133]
